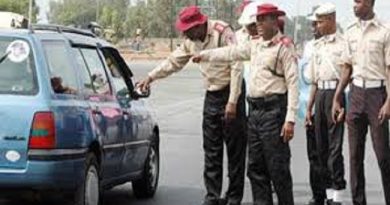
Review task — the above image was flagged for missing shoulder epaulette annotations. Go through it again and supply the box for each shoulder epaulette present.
[274,35,294,46]
[214,22,228,33]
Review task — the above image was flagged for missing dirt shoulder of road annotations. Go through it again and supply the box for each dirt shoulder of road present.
[119,38,181,61]
[119,49,170,61]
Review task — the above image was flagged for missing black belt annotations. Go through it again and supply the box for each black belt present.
[247,93,287,110]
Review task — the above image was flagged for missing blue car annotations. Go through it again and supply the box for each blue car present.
[0,25,160,205]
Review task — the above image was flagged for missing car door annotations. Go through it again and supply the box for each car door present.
[101,47,150,174]
[72,45,125,180]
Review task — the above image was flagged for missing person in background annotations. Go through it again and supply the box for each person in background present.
[332,0,390,204]
[302,5,327,205]
[306,3,347,205]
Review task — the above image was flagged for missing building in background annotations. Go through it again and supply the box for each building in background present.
[0,12,28,28]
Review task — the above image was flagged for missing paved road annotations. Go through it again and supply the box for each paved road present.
[1,61,385,205]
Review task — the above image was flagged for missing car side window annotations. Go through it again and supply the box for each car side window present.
[72,47,95,95]
[103,51,130,99]
[79,48,111,95]
[42,41,78,95]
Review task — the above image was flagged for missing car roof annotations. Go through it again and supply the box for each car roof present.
[0,24,114,48]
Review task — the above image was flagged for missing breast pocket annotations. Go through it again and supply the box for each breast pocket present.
[369,40,383,53]
[349,40,358,53]
[331,49,343,65]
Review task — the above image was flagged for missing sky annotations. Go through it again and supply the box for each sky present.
[36,0,51,24]
[35,0,390,28]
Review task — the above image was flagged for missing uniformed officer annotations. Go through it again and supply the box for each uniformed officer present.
[303,6,327,205]
[236,1,260,114]
[137,6,246,205]
[306,3,346,205]
[236,1,260,43]
[332,0,390,204]
[193,4,299,204]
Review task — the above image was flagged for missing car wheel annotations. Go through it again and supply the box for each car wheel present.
[74,153,100,205]
[132,138,159,198]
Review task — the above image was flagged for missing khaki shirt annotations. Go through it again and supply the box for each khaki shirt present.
[200,32,299,123]
[236,27,250,45]
[308,33,346,83]
[236,28,252,90]
[148,20,243,103]
[342,16,390,80]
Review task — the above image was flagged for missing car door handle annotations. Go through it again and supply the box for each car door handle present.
[92,109,102,115]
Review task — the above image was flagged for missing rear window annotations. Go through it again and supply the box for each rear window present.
[42,40,79,95]
[0,37,37,95]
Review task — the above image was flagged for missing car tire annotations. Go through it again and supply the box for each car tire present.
[73,153,100,205]
[132,137,159,199]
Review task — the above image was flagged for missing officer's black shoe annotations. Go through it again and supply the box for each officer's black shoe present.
[307,198,325,205]
[325,199,333,205]
[218,198,227,205]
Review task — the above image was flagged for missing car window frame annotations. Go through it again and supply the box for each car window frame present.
[100,47,135,97]
[72,44,114,102]
[100,48,133,100]
[0,36,39,96]
[41,39,81,97]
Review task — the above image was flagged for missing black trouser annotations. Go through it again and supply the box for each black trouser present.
[306,119,326,201]
[247,94,294,205]
[347,85,390,205]
[314,89,346,192]
[203,84,247,205]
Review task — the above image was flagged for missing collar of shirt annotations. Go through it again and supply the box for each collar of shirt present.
[197,20,214,48]
[322,33,337,43]
[356,14,380,31]
[260,31,283,47]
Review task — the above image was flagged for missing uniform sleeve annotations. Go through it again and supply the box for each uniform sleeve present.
[282,45,299,123]
[384,29,390,67]
[200,41,251,63]
[306,53,317,84]
[383,29,390,96]
[337,37,348,67]
[148,42,192,80]
[222,27,244,104]
[341,32,353,66]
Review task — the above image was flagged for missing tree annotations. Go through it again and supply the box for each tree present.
[98,0,128,41]
[49,0,97,27]
[0,0,39,22]
[49,0,128,42]
[123,4,149,38]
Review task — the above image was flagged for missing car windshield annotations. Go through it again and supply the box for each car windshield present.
[0,37,37,95]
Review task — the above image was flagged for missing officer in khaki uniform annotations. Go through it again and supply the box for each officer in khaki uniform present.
[236,0,261,44]
[305,3,346,205]
[303,6,327,205]
[194,4,298,205]
[332,0,390,204]
[137,6,246,205]
[236,1,260,114]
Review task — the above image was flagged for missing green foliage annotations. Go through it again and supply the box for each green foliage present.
[0,0,38,22]
[49,0,97,27]
[48,0,335,44]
